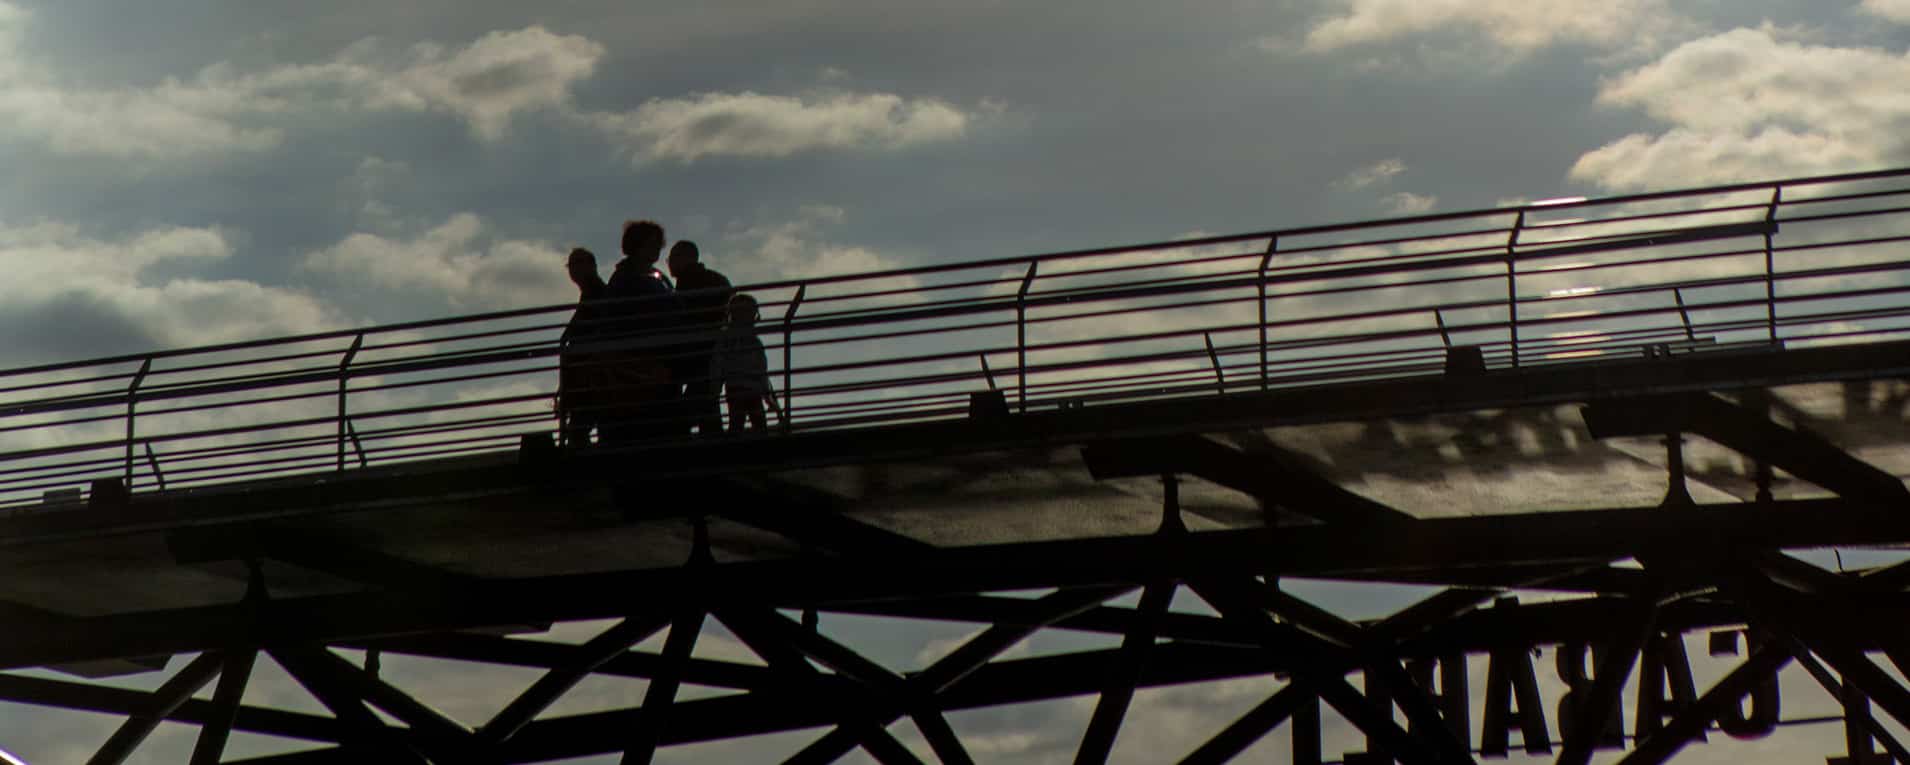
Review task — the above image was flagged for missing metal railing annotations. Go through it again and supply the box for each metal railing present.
[6,167,1910,510]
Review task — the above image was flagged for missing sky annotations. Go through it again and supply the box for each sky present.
[7,0,1910,762]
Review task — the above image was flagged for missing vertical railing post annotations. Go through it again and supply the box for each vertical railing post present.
[1016,262,1039,414]
[1203,332,1226,396]
[1259,237,1278,391]
[1674,289,1694,341]
[782,284,806,433]
[337,334,363,472]
[1765,185,1782,344]
[125,358,151,486]
[1506,210,1526,368]
[346,420,369,468]
[143,442,167,492]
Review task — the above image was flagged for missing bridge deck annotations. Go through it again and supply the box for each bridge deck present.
[0,337,1905,630]
[7,170,1910,764]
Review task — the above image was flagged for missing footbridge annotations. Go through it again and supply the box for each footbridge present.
[6,169,1910,763]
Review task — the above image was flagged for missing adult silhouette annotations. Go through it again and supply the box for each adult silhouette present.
[557,248,608,446]
[667,240,733,435]
[601,220,682,443]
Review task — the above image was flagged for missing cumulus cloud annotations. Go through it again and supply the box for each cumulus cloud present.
[358,26,603,141]
[1297,0,1685,55]
[1383,191,1439,214]
[0,7,602,158]
[721,205,913,285]
[592,91,971,163]
[0,221,337,362]
[1334,158,1407,190]
[1862,0,1910,23]
[0,7,969,164]
[0,3,281,158]
[1570,26,1910,191]
[302,213,574,310]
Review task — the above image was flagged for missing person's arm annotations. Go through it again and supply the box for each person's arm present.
[764,378,784,419]
[579,274,606,300]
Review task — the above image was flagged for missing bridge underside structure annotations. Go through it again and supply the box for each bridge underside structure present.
[6,170,1910,763]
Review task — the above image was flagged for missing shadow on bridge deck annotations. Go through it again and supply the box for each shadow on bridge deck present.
[0,337,1905,634]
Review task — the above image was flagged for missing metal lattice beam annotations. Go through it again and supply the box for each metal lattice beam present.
[87,653,224,765]
[18,497,1910,673]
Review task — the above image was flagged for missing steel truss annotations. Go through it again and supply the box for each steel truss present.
[3,488,1910,763]
[10,167,1910,761]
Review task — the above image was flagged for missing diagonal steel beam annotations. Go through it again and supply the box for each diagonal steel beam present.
[1188,579,1465,765]
[87,653,223,765]
[1729,554,1910,748]
[788,586,1135,764]
[20,497,1910,673]
[276,644,476,759]
[1784,643,1910,764]
[1075,582,1174,765]
[269,648,427,763]
[745,608,968,765]
[1176,682,1312,765]
[1235,580,1477,765]
[1177,584,1501,765]
[1614,645,1793,765]
[714,609,922,765]
[190,650,255,765]
[1365,588,1501,644]
[1555,600,1658,765]
[0,671,338,742]
[344,632,771,690]
[1582,392,1910,506]
[826,594,1249,647]
[623,609,704,765]
[478,614,672,745]
[233,640,1291,765]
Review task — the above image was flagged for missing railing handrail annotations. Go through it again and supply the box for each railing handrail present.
[4,165,1905,382]
[8,166,1910,506]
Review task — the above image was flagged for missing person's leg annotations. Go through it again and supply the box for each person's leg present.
[743,395,767,431]
[683,372,720,435]
[726,391,746,433]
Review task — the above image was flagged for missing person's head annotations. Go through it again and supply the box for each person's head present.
[667,240,701,277]
[565,248,598,282]
[726,293,760,326]
[620,220,665,264]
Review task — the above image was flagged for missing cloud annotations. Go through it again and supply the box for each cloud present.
[0,3,280,159]
[362,26,604,141]
[0,9,602,159]
[1862,0,1910,23]
[721,205,914,286]
[1298,0,1684,55]
[0,221,338,363]
[592,91,971,163]
[301,213,574,311]
[1334,158,1407,190]
[1570,26,1910,191]
[1383,191,1438,214]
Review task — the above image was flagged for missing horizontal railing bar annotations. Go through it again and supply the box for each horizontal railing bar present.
[10,169,1910,504]
[1517,201,1772,234]
[7,167,1907,386]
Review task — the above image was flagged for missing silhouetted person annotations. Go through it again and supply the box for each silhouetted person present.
[601,220,683,443]
[558,248,609,446]
[714,294,782,433]
[667,240,734,435]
